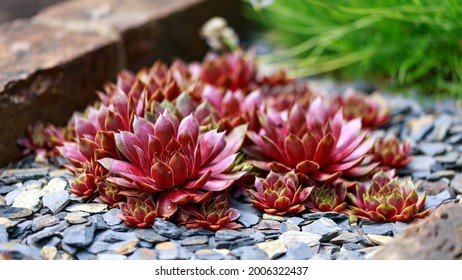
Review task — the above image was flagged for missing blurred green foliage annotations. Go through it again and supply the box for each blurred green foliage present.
[245,0,462,98]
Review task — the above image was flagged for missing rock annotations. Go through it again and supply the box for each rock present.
[262,213,288,222]
[87,240,111,254]
[391,222,408,237]
[101,230,137,243]
[180,236,209,246]
[334,250,363,260]
[215,230,246,242]
[134,229,168,243]
[419,181,450,195]
[40,246,59,260]
[279,231,321,247]
[256,240,287,259]
[0,168,48,185]
[427,170,455,181]
[280,220,300,233]
[287,217,304,226]
[42,190,70,214]
[0,205,33,219]
[0,242,42,259]
[214,237,256,250]
[9,220,32,239]
[372,204,462,259]
[240,247,269,260]
[65,203,108,214]
[407,115,434,142]
[64,212,89,224]
[108,239,139,255]
[367,234,394,245]
[238,211,259,227]
[302,218,342,241]
[424,189,452,209]
[42,178,67,194]
[62,222,96,248]
[331,232,360,244]
[0,195,5,205]
[434,151,459,163]
[250,232,265,243]
[5,189,21,205]
[96,254,127,260]
[102,208,123,226]
[128,248,157,260]
[342,243,365,251]
[418,142,446,156]
[75,251,96,260]
[0,217,18,231]
[153,218,181,239]
[12,190,42,212]
[155,242,181,260]
[87,214,110,230]
[22,180,42,191]
[429,114,451,141]
[253,220,280,230]
[302,212,348,221]
[194,249,225,260]
[181,228,215,237]
[31,214,59,232]
[450,174,462,194]
[26,221,69,246]
[361,223,393,236]
[285,241,313,260]
[407,156,436,171]
[48,169,73,178]
[0,183,20,195]
[0,224,8,243]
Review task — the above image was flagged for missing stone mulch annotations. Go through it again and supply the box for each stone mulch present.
[1,86,461,260]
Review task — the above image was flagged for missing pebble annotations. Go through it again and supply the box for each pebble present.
[279,231,322,247]
[128,248,157,260]
[22,180,42,191]
[250,232,265,243]
[0,217,18,230]
[361,223,393,236]
[215,230,246,241]
[194,249,225,260]
[238,211,260,227]
[102,208,123,226]
[155,242,184,260]
[96,254,127,260]
[427,170,455,181]
[434,151,459,163]
[450,174,462,194]
[31,214,59,232]
[280,220,300,233]
[302,212,348,221]
[25,221,69,246]
[253,220,280,230]
[40,246,59,260]
[42,178,67,194]
[134,228,168,243]
[367,234,394,245]
[181,228,215,237]
[5,189,21,205]
[0,195,5,205]
[0,224,8,243]
[153,218,181,239]
[87,240,112,254]
[418,142,446,156]
[62,222,96,248]
[0,183,20,195]
[429,114,451,141]
[107,239,139,255]
[75,251,96,260]
[288,217,304,226]
[424,189,452,209]
[391,222,408,237]
[407,156,436,171]
[285,241,313,260]
[407,115,433,141]
[87,214,110,230]
[12,190,42,212]
[42,190,70,214]
[262,213,288,222]
[180,235,209,246]
[48,169,73,178]
[0,242,42,260]
[240,247,269,260]
[9,220,32,239]
[302,218,342,241]
[0,167,48,184]
[64,212,89,224]
[66,203,108,214]
[331,232,360,244]
[0,205,32,219]
[101,230,137,243]
[256,239,287,259]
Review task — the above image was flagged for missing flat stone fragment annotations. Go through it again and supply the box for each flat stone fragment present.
[87,240,112,254]
[128,248,157,260]
[367,234,394,245]
[250,231,265,243]
[0,168,49,184]
[429,114,451,141]
[418,142,446,156]
[64,212,88,224]
[0,204,33,220]
[0,195,6,205]
[31,214,59,232]
[40,246,59,260]
[285,241,313,260]
[391,222,408,237]
[279,231,321,247]
[262,213,288,222]
[407,156,436,171]
[180,235,209,246]
[5,190,21,205]
[194,249,225,260]
[331,232,361,244]
[361,223,393,236]
[12,190,42,212]
[96,254,127,260]
[26,221,69,246]
[253,219,280,230]
[215,230,246,242]
[280,220,301,233]
[9,220,32,239]
[240,247,269,260]
[66,203,108,214]
[238,211,260,227]
[42,190,70,214]
[0,224,8,243]
[0,217,18,230]
[101,230,137,243]
[302,218,342,241]
[102,208,123,226]
[42,178,67,194]
[424,190,452,209]
[134,229,169,243]
[450,174,462,194]
[62,222,96,248]
[287,217,304,226]
[153,218,181,239]
[302,212,348,220]
[372,204,462,259]
[427,170,455,181]
[0,242,42,260]
[434,151,459,163]
[75,251,96,260]
[0,184,19,195]
[107,239,139,255]
[155,241,181,260]
[256,239,287,260]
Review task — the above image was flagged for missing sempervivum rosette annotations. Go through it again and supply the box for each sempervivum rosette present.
[249,171,312,216]
[118,193,158,228]
[99,111,247,219]
[306,182,349,213]
[245,97,379,183]
[347,171,430,222]
[371,135,413,169]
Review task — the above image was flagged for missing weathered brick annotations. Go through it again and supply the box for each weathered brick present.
[35,0,244,70]
[0,20,121,165]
